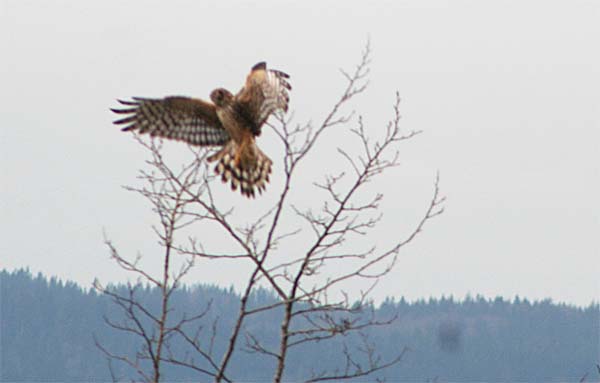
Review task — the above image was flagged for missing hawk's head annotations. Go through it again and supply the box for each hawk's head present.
[210,88,234,108]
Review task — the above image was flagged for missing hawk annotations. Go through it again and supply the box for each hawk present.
[111,62,291,197]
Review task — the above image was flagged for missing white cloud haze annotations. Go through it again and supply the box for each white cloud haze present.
[1,0,598,306]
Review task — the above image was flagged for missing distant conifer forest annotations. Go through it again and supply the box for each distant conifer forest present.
[1,269,598,382]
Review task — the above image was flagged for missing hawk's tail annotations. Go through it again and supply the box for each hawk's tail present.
[207,141,272,198]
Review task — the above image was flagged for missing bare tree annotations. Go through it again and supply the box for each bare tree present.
[96,42,445,383]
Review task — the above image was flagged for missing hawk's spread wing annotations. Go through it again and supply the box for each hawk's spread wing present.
[234,62,291,135]
[111,96,230,146]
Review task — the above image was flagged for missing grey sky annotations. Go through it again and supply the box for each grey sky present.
[1,0,598,306]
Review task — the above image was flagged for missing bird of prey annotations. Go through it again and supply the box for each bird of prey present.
[111,62,291,197]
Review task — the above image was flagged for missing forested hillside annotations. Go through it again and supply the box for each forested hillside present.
[1,269,598,382]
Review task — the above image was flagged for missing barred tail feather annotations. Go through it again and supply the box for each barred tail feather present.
[207,141,272,198]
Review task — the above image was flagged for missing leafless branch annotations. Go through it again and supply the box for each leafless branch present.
[98,40,443,383]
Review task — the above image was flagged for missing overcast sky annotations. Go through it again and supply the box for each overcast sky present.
[1,0,598,306]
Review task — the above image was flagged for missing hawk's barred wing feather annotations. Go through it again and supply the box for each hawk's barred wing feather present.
[235,63,292,135]
[259,69,291,122]
[111,96,230,146]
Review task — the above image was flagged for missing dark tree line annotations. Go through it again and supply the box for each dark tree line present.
[2,268,598,382]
